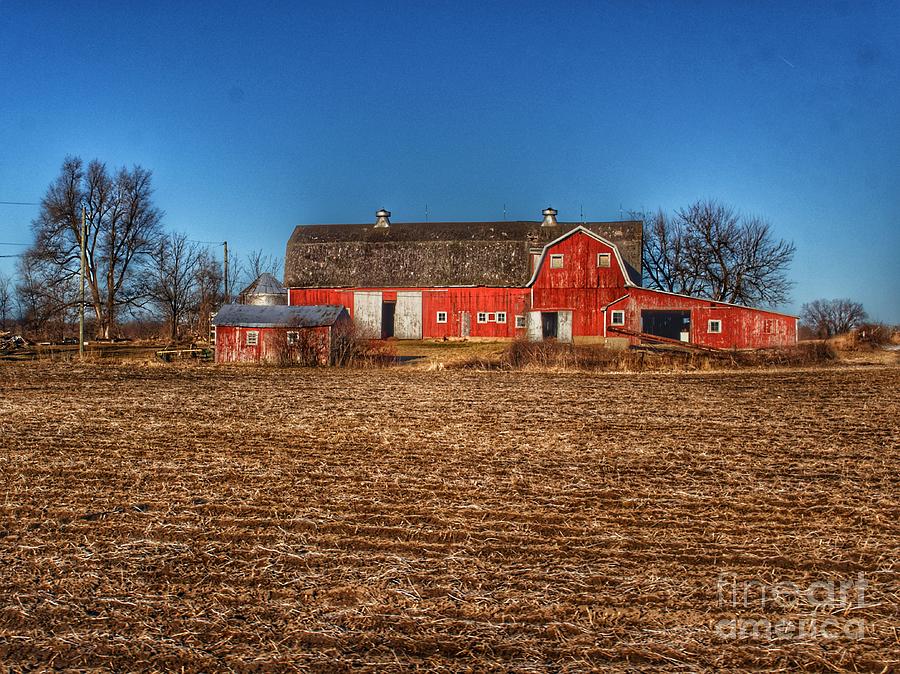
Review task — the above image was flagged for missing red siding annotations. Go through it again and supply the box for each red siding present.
[215,325,332,364]
[290,287,529,339]
[615,288,797,349]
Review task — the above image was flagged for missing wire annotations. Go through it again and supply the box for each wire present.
[0,201,40,206]
[0,242,29,246]
[188,239,225,245]
[0,254,23,258]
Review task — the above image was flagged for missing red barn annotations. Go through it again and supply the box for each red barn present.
[283,209,796,349]
[211,304,350,364]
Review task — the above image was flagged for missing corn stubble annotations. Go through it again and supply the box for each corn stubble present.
[0,363,898,672]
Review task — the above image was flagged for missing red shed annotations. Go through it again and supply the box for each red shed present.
[211,304,350,365]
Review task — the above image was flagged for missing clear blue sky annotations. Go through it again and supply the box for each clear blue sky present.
[1,1,898,321]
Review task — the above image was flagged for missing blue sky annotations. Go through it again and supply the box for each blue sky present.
[1,1,898,320]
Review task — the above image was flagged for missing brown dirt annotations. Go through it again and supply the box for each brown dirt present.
[0,363,898,672]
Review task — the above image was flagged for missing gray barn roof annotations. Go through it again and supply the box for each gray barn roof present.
[212,304,347,328]
[284,220,643,288]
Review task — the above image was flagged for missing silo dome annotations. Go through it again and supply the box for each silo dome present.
[238,273,288,305]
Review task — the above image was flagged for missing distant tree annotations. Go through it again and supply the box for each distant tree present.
[190,248,225,340]
[245,248,282,283]
[14,251,78,340]
[0,271,12,330]
[29,156,163,339]
[638,200,796,306]
[800,299,868,338]
[142,233,203,342]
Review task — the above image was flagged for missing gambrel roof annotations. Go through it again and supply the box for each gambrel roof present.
[284,220,642,288]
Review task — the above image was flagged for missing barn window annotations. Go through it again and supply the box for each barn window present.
[436,311,448,324]
[495,312,507,324]
[515,315,526,328]
[708,319,722,334]
[763,319,775,334]
[550,254,564,269]
[611,310,625,326]
[209,325,216,345]
[246,330,259,346]
[597,253,611,268]
[477,312,488,323]
[287,331,299,345]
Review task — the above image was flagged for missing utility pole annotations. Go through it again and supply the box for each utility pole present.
[79,201,86,359]
[223,241,229,303]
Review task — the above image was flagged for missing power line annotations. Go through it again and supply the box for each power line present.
[0,201,39,206]
[0,242,29,246]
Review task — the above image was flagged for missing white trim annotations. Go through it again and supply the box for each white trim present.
[514,315,525,329]
[246,330,259,346]
[526,226,637,288]
[495,311,507,324]
[477,312,488,324]
[549,253,565,269]
[597,252,611,268]
[610,310,625,326]
[602,293,631,311]
[436,311,448,324]
[708,319,722,334]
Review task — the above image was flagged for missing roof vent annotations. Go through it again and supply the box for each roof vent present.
[374,208,391,228]
[541,207,558,227]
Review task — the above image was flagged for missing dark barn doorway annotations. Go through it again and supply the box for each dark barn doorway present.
[541,312,558,339]
[641,310,690,341]
[381,301,396,338]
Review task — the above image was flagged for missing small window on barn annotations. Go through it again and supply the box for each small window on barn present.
[597,253,611,268]
[436,311,448,324]
[495,312,507,324]
[287,331,299,345]
[550,254,564,269]
[515,315,526,329]
[763,319,775,334]
[611,310,625,326]
[246,330,259,346]
[477,312,488,324]
[708,319,722,334]
[210,325,216,345]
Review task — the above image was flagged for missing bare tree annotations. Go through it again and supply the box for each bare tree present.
[801,299,867,338]
[639,200,796,306]
[15,251,78,340]
[0,271,12,330]
[29,156,163,339]
[190,248,225,340]
[142,233,203,343]
[245,248,282,283]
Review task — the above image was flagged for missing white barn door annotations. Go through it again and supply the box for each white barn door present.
[558,310,573,343]
[395,291,422,340]
[353,291,382,338]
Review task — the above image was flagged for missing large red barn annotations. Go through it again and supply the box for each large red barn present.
[283,209,796,349]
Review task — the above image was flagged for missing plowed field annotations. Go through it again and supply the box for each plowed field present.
[1,363,898,672]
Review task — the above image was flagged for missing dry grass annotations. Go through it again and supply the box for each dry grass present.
[443,340,841,372]
[0,362,898,671]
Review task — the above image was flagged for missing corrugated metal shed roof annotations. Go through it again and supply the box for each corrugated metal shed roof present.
[240,272,287,296]
[212,304,347,328]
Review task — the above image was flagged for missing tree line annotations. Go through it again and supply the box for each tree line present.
[1,158,881,342]
[1,156,281,342]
